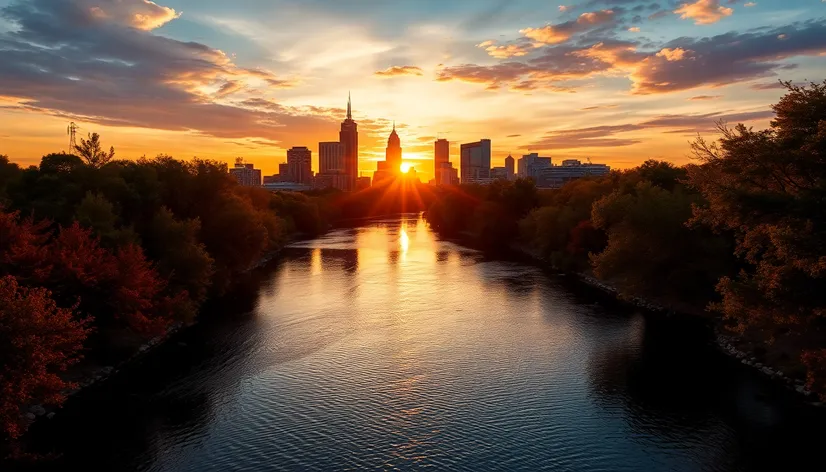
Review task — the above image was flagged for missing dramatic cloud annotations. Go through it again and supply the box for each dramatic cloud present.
[744,2,757,6]
[520,10,616,45]
[633,21,826,93]
[629,27,641,32]
[0,0,329,145]
[82,0,180,30]
[674,0,734,25]
[374,65,424,77]
[439,18,826,97]
[689,95,722,100]
[477,40,531,59]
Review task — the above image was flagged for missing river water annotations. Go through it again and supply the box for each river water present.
[23,215,826,471]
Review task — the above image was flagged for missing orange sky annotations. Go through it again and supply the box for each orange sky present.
[1,0,823,181]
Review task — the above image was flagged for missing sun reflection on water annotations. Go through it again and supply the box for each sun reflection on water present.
[400,225,410,254]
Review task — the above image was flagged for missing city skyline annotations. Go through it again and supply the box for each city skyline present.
[1,0,825,181]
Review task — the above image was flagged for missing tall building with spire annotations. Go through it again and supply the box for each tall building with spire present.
[386,122,402,173]
[339,92,359,190]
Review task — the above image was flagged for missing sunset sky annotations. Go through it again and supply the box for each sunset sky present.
[1,0,825,180]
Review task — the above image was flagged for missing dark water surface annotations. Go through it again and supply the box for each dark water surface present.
[21,215,826,471]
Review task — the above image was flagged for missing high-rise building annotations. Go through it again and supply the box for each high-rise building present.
[229,160,262,187]
[518,153,552,179]
[460,139,492,183]
[287,146,312,185]
[433,138,458,185]
[435,138,449,168]
[505,154,515,180]
[319,142,344,174]
[385,122,402,173]
[339,93,359,191]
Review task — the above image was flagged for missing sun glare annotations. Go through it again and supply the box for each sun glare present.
[400,162,413,173]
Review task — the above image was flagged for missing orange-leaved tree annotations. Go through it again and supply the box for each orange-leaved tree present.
[0,276,90,439]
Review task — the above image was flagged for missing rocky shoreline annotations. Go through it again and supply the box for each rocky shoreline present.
[21,321,190,429]
[576,272,822,406]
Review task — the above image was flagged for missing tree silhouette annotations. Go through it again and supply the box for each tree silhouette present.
[74,132,114,168]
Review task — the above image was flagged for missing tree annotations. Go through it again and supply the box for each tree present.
[74,133,114,168]
[0,276,90,439]
[591,182,728,302]
[0,155,20,204]
[144,207,214,304]
[688,80,826,332]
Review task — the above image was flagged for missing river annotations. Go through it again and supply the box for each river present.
[22,214,826,471]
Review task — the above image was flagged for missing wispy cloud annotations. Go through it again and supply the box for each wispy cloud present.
[374,65,424,77]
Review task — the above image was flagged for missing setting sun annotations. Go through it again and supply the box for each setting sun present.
[400,162,414,173]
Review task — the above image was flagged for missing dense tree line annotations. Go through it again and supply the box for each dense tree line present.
[0,146,333,439]
[427,81,826,398]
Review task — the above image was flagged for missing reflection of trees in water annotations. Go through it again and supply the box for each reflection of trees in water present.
[320,248,359,274]
[25,344,215,470]
[435,250,449,263]
[585,314,826,471]
[23,259,292,469]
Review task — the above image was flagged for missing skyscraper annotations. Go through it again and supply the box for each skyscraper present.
[339,93,359,191]
[435,138,449,168]
[319,141,344,174]
[460,139,492,183]
[287,146,312,185]
[505,154,515,180]
[386,122,402,173]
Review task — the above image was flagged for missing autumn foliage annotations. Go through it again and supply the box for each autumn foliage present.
[0,276,89,439]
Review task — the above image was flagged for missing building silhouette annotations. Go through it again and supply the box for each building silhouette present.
[373,123,403,184]
[317,141,348,190]
[491,167,509,180]
[340,93,359,191]
[460,139,491,184]
[386,122,402,172]
[287,146,313,185]
[535,159,610,188]
[434,138,458,185]
[518,152,552,180]
[229,158,262,187]
[319,141,344,174]
[435,138,449,168]
[505,154,515,180]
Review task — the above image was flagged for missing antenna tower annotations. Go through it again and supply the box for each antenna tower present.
[67,122,78,150]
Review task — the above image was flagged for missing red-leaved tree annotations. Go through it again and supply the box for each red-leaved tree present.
[0,276,90,439]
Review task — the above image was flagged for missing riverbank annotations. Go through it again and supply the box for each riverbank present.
[441,228,822,405]
[14,243,294,440]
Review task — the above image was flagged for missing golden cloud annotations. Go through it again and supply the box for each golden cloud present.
[674,0,733,25]
[374,66,424,77]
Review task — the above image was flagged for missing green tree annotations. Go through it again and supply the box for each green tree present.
[74,133,114,168]
[591,182,728,302]
[145,207,214,304]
